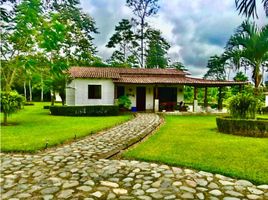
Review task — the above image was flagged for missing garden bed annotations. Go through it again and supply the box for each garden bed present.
[216,117,268,137]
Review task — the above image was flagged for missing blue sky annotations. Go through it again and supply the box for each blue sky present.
[80,0,267,77]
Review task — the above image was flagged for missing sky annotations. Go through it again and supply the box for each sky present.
[80,0,267,77]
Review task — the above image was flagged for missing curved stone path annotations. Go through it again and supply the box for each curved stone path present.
[1,113,267,200]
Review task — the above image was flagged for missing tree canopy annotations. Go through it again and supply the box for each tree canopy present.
[145,29,170,68]
[204,55,227,81]
[0,0,98,124]
[126,0,160,68]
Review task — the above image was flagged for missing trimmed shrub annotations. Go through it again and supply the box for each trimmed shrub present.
[50,105,119,116]
[24,102,35,106]
[43,105,50,109]
[228,93,260,119]
[262,106,268,114]
[216,117,268,137]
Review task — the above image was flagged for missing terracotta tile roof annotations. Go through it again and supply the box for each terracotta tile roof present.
[68,67,121,78]
[69,66,187,78]
[183,77,247,86]
[113,76,246,86]
[68,66,247,86]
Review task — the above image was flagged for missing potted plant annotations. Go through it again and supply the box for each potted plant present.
[117,95,131,111]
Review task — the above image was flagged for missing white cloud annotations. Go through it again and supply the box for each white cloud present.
[80,0,267,76]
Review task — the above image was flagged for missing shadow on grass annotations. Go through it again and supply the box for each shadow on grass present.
[1,122,20,126]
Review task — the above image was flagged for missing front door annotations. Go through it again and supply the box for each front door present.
[136,87,146,111]
[158,87,177,111]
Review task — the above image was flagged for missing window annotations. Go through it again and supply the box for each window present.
[116,86,125,98]
[88,85,101,99]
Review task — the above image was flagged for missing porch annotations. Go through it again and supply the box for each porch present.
[114,84,184,112]
[114,84,244,113]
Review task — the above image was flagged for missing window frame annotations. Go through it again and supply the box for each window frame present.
[116,86,125,98]
[88,85,102,99]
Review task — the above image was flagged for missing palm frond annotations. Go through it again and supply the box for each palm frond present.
[263,0,268,16]
[235,0,258,18]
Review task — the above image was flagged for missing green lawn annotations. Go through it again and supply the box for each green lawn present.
[124,115,268,184]
[1,102,131,153]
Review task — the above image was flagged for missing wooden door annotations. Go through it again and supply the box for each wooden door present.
[136,87,146,111]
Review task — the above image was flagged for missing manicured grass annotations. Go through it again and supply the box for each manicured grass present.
[124,115,268,184]
[1,102,131,153]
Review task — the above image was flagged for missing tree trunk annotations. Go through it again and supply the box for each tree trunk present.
[3,112,8,126]
[28,80,32,102]
[140,19,144,68]
[123,43,127,62]
[59,91,66,106]
[218,87,223,111]
[261,65,265,86]
[41,75,44,102]
[51,90,55,106]
[204,87,208,110]
[24,81,27,101]
[254,62,261,88]
[5,68,17,92]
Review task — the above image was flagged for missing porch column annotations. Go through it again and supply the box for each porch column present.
[204,87,208,111]
[218,87,223,111]
[154,86,159,112]
[193,87,198,112]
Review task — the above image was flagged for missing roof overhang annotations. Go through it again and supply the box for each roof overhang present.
[68,67,248,87]
[113,76,248,87]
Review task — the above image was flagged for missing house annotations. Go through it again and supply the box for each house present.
[66,67,246,112]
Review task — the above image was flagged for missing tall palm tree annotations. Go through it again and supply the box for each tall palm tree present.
[225,21,268,88]
[235,0,268,18]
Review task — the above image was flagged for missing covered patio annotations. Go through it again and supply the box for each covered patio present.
[114,77,247,113]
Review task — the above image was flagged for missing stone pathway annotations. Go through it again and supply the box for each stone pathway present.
[1,113,268,200]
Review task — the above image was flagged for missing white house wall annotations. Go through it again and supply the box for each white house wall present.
[68,79,115,106]
[123,85,154,110]
[66,79,184,109]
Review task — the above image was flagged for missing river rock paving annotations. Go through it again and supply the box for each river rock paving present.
[1,113,268,199]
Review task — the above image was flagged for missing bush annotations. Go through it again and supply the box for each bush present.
[43,105,50,109]
[228,93,261,119]
[50,105,119,116]
[117,95,131,110]
[216,117,268,137]
[262,106,268,114]
[24,102,35,106]
[0,91,24,125]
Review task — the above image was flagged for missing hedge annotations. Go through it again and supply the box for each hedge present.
[216,117,268,137]
[43,105,50,109]
[24,102,35,106]
[262,106,268,114]
[50,105,119,116]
